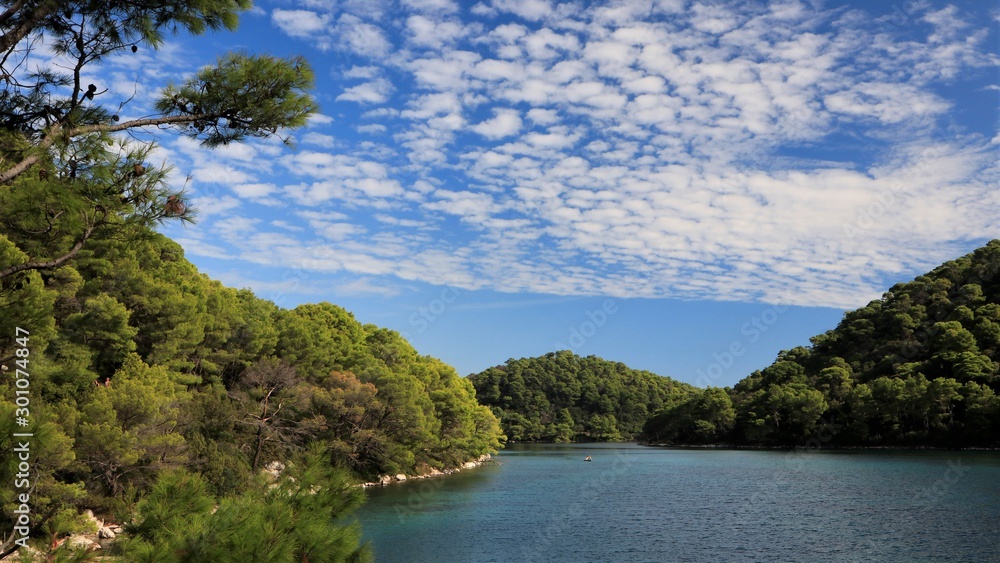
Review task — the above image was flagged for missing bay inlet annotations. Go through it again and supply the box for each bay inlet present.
[357,443,1000,562]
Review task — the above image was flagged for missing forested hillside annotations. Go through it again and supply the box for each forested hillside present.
[471,243,1000,449]
[644,240,1000,448]
[0,0,500,558]
[469,351,695,442]
[0,228,503,555]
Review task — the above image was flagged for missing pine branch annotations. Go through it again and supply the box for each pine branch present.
[0,113,213,184]
[0,0,27,27]
[0,223,94,278]
[0,0,59,54]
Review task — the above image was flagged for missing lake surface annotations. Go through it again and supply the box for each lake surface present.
[355,443,1000,562]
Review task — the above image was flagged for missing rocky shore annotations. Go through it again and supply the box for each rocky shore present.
[0,455,498,560]
[0,509,120,562]
[360,453,495,488]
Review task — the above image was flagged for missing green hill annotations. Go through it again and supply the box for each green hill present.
[468,351,695,442]
[0,0,503,556]
[643,240,1000,448]
[1,229,503,549]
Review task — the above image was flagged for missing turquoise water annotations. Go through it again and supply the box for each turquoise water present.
[355,443,1000,562]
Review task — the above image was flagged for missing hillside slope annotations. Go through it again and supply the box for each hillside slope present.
[1,229,503,544]
[469,351,695,441]
[644,240,1000,447]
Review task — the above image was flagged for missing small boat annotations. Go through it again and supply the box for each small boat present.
[584,455,592,462]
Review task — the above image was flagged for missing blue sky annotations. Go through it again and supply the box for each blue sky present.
[92,0,999,386]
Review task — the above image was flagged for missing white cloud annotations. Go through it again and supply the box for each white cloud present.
[423,190,499,222]
[356,178,404,197]
[824,83,949,124]
[522,27,580,59]
[471,58,526,82]
[491,0,553,21]
[526,108,561,125]
[343,65,381,79]
[471,108,523,139]
[337,78,394,103]
[336,14,392,57]
[308,113,334,126]
[298,210,349,222]
[402,0,459,14]
[470,2,497,17]
[689,3,741,34]
[232,183,277,199]
[271,220,304,231]
[316,222,366,240]
[190,195,242,217]
[335,277,402,297]
[213,216,259,242]
[280,152,404,205]
[191,163,253,185]
[208,142,260,163]
[356,124,387,134]
[172,237,233,260]
[405,50,481,91]
[272,9,331,40]
[405,15,469,49]
[166,0,999,309]
[301,132,337,148]
[374,213,426,228]
[522,126,581,150]
[211,271,329,298]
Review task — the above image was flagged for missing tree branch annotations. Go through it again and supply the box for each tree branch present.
[0,223,94,278]
[81,113,216,137]
[0,539,19,560]
[0,0,27,27]
[0,0,59,55]
[0,112,213,184]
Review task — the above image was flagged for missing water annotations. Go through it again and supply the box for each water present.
[355,443,1000,562]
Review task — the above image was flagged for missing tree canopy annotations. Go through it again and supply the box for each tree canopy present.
[0,229,504,558]
[643,240,1000,448]
[470,242,1000,449]
[0,0,316,284]
[469,350,695,442]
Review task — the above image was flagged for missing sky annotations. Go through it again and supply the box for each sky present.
[91,0,999,386]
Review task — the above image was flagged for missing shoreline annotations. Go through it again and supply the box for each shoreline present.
[503,440,1000,451]
[501,440,1000,451]
[638,442,1000,451]
[360,453,496,488]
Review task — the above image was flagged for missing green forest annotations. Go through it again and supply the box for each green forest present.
[703,240,1000,448]
[0,186,503,559]
[472,242,1000,449]
[469,352,694,442]
[0,1,501,560]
